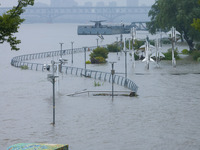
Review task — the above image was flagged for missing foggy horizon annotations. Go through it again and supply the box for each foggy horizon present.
[0,0,155,7]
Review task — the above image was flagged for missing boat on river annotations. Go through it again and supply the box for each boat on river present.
[77,20,131,35]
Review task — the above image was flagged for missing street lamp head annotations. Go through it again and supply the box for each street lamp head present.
[109,61,117,64]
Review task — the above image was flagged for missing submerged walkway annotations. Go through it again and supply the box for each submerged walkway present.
[11,46,138,93]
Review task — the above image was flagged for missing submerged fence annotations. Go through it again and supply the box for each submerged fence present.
[11,46,138,93]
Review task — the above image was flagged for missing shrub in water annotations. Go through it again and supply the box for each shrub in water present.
[192,50,200,61]
[20,65,28,70]
[90,47,108,64]
[162,48,180,60]
[129,52,140,60]
[91,56,106,64]
[182,49,189,54]
[133,39,145,50]
[107,44,120,52]
[85,60,91,64]
[162,38,171,44]
[195,43,200,50]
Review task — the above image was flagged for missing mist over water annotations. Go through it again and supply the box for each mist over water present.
[0,23,200,150]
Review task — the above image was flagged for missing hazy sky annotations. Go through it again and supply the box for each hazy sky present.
[0,0,155,7]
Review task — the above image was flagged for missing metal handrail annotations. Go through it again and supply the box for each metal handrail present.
[11,45,138,93]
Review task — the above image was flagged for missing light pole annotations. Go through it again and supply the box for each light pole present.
[96,38,99,47]
[123,38,128,86]
[128,38,131,51]
[71,41,74,64]
[110,62,116,99]
[59,43,64,58]
[131,27,136,68]
[171,26,176,67]
[47,60,59,125]
[116,37,119,55]
[84,47,87,76]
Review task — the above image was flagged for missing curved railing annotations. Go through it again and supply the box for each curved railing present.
[11,46,138,93]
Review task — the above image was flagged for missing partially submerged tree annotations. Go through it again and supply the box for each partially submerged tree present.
[147,0,200,51]
[89,47,109,64]
[192,0,200,32]
[0,0,34,50]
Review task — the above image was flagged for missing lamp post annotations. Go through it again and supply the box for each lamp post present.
[128,38,131,51]
[123,38,128,86]
[116,37,119,55]
[131,27,136,68]
[47,60,59,125]
[84,47,87,76]
[71,41,74,64]
[110,62,116,99]
[171,26,176,67]
[96,38,99,47]
[155,38,159,66]
[59,43,64,58]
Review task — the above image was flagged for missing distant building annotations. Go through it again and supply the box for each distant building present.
[127,0,139,7]
[50,0,78,7]
[96,1,105,7]
[109,1,117,7]
[84,2,93,7]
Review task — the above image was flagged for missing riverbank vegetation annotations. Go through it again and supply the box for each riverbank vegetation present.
[20,65,29,70]
[107,44,120,52]
[162,48,180,60]
[191,50,200,61]
[147,0,200,51]
[0,0,34,50]
[89,47,108,64]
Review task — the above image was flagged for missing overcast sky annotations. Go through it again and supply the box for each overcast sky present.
[0,0,155,7]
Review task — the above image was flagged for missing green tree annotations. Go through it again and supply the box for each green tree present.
[89,47,109,64]
[0,0,34,50]
[147,0,200,51]
[107,44,120,52]
[192,0,200,32]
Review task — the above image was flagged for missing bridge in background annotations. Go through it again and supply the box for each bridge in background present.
[0,6,150,23]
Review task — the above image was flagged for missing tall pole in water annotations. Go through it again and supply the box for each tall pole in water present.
[171,26,176,67]
[47,60,58,125]
[131,27,136,68]
[52,61,55,125]
[128,38,131,50]
[96,38,99,47]
[124,38,128,86]
[110,62,116,99]
[59,43,64,58]
[84,47,87,76]
[116,37,119,55]
[71,41,74,64]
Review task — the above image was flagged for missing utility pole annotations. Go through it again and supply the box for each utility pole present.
[171,26,176,67]
[110,62,116,99]
[123,38,128,86]
[131,27,136,68]
[84,47,87,76]
[96,38,99,47]
[59,43,64,58]
[71,41,74,64]
[47,60,59,125]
